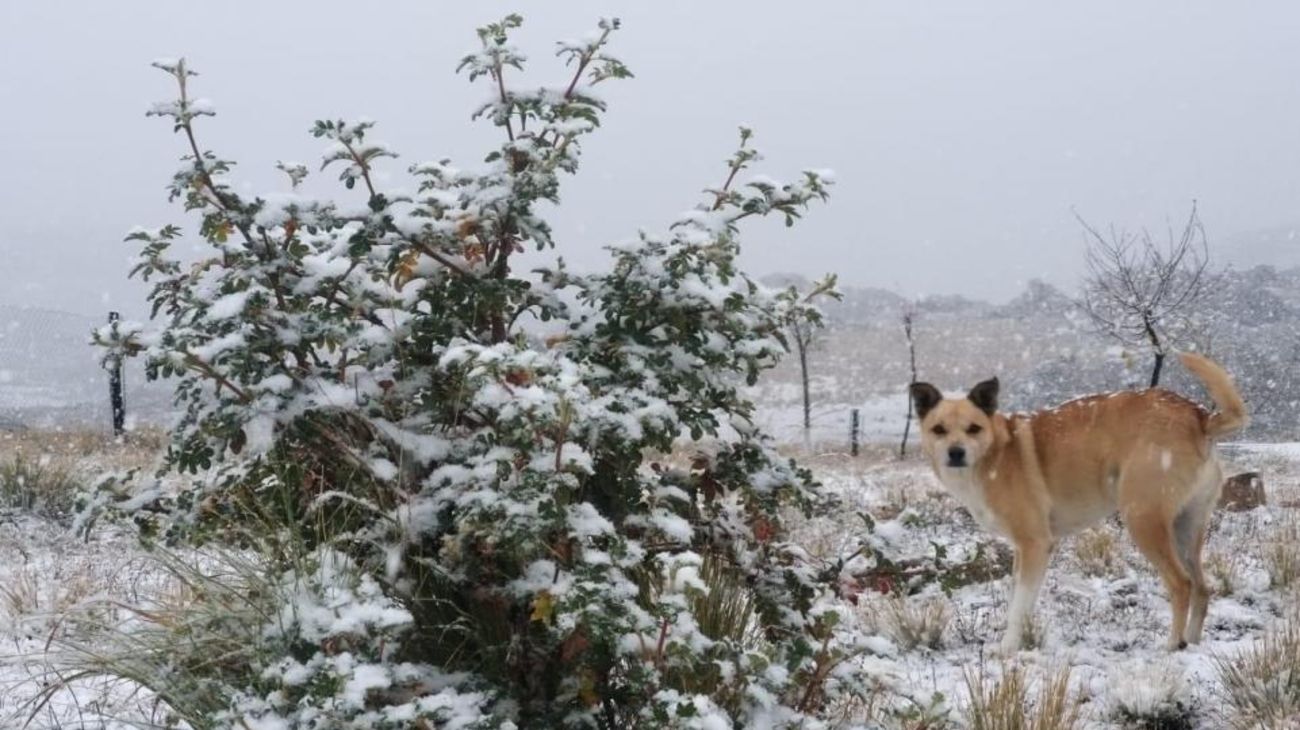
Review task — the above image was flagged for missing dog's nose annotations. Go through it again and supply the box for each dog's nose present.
[948,446,966,465]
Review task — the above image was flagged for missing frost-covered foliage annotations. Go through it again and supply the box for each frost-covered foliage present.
[223,550,500,729]
[87,16,879,728]
[1107,661,1195,729]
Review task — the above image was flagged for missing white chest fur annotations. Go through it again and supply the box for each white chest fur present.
[935,466,1005,537]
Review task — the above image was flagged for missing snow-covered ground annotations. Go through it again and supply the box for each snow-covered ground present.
[787,442,1300,727]
[747,389,906,450]
[0,431,176,728]
[2,428,1298,727]
[0,514,174,728]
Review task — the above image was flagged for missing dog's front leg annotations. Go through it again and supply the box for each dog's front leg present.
[999,538,1051,653]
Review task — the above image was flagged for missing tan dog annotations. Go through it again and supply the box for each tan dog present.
[910,352,1246,652]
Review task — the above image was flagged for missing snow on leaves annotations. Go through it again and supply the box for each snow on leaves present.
[89,14,879,730]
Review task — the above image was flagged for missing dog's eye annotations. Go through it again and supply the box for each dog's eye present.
[966,424,983,435]
[931,425,948,436]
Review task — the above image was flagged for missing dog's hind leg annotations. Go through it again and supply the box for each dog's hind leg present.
[1125,501,1194,650]
[1177,461,1223,644]
[1175,501,1213,644]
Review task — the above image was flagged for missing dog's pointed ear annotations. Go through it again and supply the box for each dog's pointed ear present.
[967,377,999,416]
[910,382,943,420]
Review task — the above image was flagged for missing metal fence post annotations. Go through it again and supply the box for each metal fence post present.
[850,408,860,457]
[107,312,125,437]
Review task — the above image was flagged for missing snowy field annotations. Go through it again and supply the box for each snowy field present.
[2,424,1299,728]
[788,443,1300,727]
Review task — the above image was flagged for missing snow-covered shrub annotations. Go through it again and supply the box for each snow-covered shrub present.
[871,594,950,651]
[41,541,500,730]
[86,15,880,728]
[1107,660,1195,730]
[835,512,1012,601]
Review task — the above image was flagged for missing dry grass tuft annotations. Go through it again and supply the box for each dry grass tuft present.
[1205,549,1243,597]
[1215,614,1300,728]
[963,663,1083,730]
[0,427,162,471]
[1261,521,1300,591]
[1074,526,1125,579]
[872,595,951,651]
[0,561,102,638]
[0,427,165,519]
[0,454,79,517]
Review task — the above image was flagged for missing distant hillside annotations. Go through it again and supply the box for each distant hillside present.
[1208,266,1299,323]
[1222,225,1300,271]
[9,267,1300,436]
[753,266,1300,440]
[765,266,1300,326]
[914,293,994,319]
[992,279,1079,319]
[758,273,909,325]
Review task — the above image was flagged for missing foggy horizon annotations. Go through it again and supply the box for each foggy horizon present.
[4,1,1300,318]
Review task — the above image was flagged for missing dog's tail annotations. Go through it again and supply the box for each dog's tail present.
[1179,352,1247,438]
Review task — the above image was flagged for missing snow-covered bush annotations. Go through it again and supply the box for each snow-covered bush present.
[1107,660,1195,729]
[870,595,950,651]
[834,511,1012,600]
[87,15,880,728]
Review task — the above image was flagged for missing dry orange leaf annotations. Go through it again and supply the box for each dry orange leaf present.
[530,590,555,624]
[393,249,421,291]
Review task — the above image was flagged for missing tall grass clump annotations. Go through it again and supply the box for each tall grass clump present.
[0,454,78,518]
[1215,615,1300,728]
[963,664,1083,730]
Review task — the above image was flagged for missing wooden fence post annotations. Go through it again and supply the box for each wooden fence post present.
[107,312,125,437]
[850,408,860,457]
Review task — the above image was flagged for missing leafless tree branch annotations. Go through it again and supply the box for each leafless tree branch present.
[1076,202,1215,386]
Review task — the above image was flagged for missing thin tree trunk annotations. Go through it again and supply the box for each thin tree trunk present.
[1150,351,1165,388]
[901,400,913,458]
[797,331,811,451]
[1143,315,1164,387]
[900,313,917,458]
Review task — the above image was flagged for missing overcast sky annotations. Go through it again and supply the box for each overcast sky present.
[3,1,1300,317]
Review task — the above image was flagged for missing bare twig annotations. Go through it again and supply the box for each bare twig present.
[1076,202,1213,386]
[900,307,918,458]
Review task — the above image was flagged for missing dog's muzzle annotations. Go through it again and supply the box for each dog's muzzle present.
[947,446,967,467]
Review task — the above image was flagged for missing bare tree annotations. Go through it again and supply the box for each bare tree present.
[899,306,919,458]
[782,275,838,452]
[791,316,815,451]
[1079,202,1213,387]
